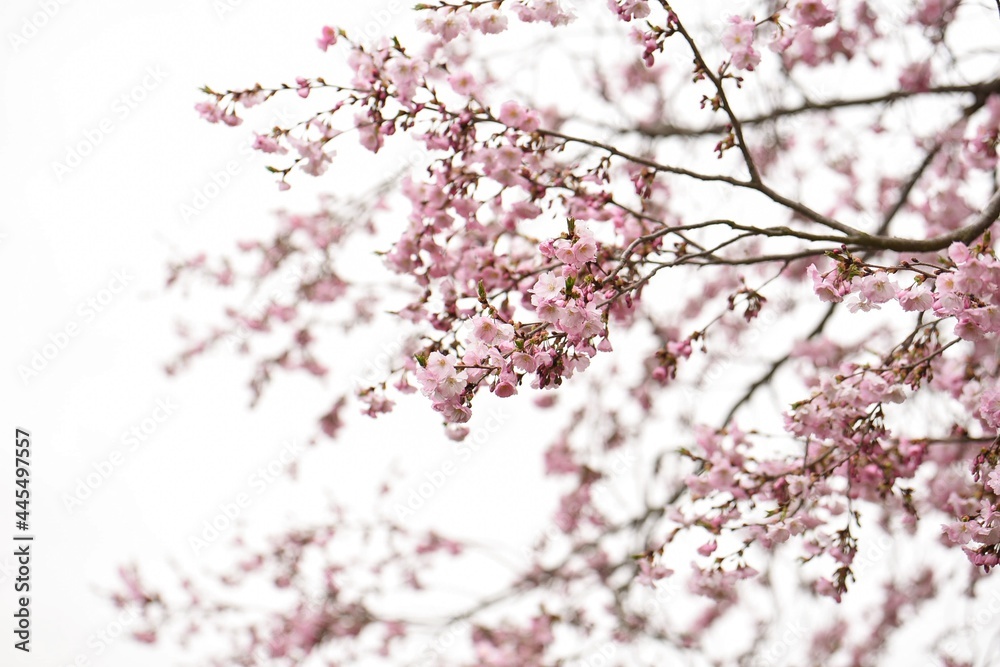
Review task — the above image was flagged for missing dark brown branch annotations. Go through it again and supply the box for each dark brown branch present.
[636,79,1000,139]
[851,188,1000,251]
[538,126,867,237]
[666,5,761,184]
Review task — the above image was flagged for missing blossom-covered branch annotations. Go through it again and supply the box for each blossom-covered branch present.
[123,1,1000,665]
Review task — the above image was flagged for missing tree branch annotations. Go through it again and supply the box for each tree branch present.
[635,79,1000,139]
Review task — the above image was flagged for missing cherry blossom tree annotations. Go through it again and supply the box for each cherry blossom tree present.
[118,1,1000,664]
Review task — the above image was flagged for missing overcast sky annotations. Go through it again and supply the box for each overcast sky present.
[0,2,538,665]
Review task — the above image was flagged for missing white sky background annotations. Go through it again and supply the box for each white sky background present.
[0,2,533,665]
[3,1,1000,666]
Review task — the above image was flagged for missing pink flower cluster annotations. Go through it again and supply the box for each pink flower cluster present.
[510,0,576,26]
[768,1,854,69]
[913,0,959,27]
[787,368,906,442]
[932,243,1000,341]
[790,0,836,28]
[470,615,555,667]
[721,16,761,71]
[496,100,541,133]
[607,0,650,22]
[416,351,472,423]
[807,263,934,315]
[942,474,1000,569]
[531,273,604,347]
[416,0,573,39]
[194,100,242,126]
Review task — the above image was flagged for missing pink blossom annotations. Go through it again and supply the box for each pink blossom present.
[236,89,266,108]
[980,387,1000,429]
[898,62,932,92]
[418,12,468,42]
[697,540,717,557]
[295,77,311,98]
[434,401,472,424]
[943,520,976,545]
[791,0,835,28]
[544,440,580,474]
[386,57,428,102]
[856,272,896,304]
[469,315,514,345]
[252,134,286,154]
[814,577,841,602]
[494,380,517,397]
[445,425,470,441]
[948,241,970,264]
[531,272,564,301]
[636,558,674,586]
[420,351,456,384]
[845,292,878,313]
[897,285,933,311]
[514,0,576,26]
[914,0,958,27]
[447,71,479,96]
[512,351,537,372]
[987,469,1000,495]
[497,100,541,132]
[471,10,508,34]
[571,235,599,264]
[807,264,843,302]
[360,391,395,417]
[608,0,650,21]
[317,26,338,51]
[286,136,331,176]
[722,16,761,71]
[355,112,385,153]
[195,100,224,123]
